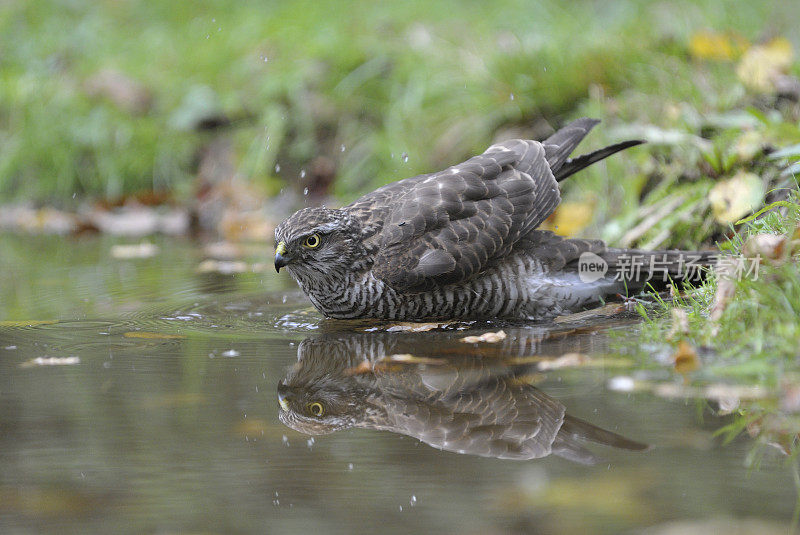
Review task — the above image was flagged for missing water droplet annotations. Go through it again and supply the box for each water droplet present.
[222,349,239,358]
[347,463,354,470]
[274,163,281,173]
[303,187,309,196]
[205,34,210,39]
[410,495,417,506]
[281,295,287,303]
[282,435,289,447]
[509,93,515,100]
[212,18,216,22]
[273,499,280,506]
[401,152,409,163]
[399,505,403,512]
[307,438,315,449]
[299,169,306,178]
[340,144,346,152]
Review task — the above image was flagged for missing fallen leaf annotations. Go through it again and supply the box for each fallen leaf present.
[460,330,507,343]
[708,171,764,224]
[673,340,699,375]
[19,356,80,368]
[737,37,794,93]
[123,331,185,339]
[689,30,748,60]
[541,201,595,238]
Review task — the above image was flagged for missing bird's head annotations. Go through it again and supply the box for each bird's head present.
[276,378,359,435]
[274,207,363,283]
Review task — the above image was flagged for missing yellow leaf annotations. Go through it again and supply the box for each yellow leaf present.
[673,340,700,375]
[708,171,764,224]
[123,331,185,339]
[542,201,595,237]
[689,30,748,60]
[737,37,795,93]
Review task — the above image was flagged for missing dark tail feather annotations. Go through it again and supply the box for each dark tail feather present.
[554,139,645,182]
[552,414,650,465]
[542,117,644,182]
[543,117,601,172]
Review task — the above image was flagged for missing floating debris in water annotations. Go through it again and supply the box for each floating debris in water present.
[20,356,80,368]
[460,330,506,343]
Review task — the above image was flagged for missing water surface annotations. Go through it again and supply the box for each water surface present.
[0,234,795,534]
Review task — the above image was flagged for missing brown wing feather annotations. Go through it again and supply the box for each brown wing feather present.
[365,140,560,291]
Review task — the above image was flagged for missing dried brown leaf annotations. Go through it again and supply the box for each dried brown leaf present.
[460,330,507,344]
[673,340,700,375]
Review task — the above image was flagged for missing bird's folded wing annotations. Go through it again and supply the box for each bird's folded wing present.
[371,140,560,291]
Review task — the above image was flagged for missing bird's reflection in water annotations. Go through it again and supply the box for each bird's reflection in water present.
[277,331,648,464]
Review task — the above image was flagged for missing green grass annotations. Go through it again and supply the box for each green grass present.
[2,0,799,222]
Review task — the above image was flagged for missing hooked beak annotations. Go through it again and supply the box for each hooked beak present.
[277,382,290,411]
[274,241,289,272]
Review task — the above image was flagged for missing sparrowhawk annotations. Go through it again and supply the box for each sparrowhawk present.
[277,332,648,464]
[274,118,715,320]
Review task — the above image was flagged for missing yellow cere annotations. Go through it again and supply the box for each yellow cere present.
[276,241,287,255]
[278,396,289,411]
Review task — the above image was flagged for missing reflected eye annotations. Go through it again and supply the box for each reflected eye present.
[307,402,324,417]
[303,234,321,249]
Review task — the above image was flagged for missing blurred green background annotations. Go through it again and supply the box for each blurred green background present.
[1,0,799,246]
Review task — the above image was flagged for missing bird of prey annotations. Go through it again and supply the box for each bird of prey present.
[277,333,648,464]
[274,118,716,320]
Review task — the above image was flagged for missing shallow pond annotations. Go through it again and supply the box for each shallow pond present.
[0,234,796,534]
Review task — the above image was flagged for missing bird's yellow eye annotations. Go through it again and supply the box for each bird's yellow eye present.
[303,234,321,248]
[307,402,324,417]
